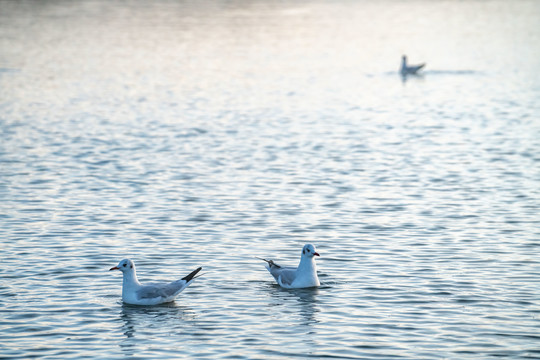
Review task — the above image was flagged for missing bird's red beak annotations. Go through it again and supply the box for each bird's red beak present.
[109,266,119,271]
[314,252,320,257]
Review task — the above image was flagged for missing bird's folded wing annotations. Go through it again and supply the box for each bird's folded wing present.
[137,282,185,299]
[270,267,296,286]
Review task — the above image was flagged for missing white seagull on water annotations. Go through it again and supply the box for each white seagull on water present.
[400,55,425,75]
[110,259,202,305]
[258,244,321,289]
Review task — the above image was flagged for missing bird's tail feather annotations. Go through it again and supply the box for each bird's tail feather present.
[255,257,281,268]
[181,267,202,282]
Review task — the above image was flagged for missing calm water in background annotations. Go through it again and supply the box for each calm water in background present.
[1,0,539,359]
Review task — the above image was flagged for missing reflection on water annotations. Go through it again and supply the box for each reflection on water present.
[119,303,198,357]
[120,303,193,338]
[400,71,425,84]
[266,285,321,326]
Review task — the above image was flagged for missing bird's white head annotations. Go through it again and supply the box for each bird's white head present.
[302,244,320,258]
[109,258,135,273]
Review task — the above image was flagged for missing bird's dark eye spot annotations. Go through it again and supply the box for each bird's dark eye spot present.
[123,263,127,267]
[303,249,306,254]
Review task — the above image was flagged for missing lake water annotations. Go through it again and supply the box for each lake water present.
[1,0,539,359]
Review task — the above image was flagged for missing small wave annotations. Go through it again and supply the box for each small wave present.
[425,69,482,76]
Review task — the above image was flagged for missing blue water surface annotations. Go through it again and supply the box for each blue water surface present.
[1,1,539,359]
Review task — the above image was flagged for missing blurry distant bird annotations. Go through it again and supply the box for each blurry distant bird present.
[400,55,425,75]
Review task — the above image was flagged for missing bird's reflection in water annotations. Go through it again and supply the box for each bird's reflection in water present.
[119,302,197,357]
[266,284,321,326]
[400,72,425,84]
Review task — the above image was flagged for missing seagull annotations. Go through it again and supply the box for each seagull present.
[400,55,425,75]
[258,244,320,289]
[109,259,202,305]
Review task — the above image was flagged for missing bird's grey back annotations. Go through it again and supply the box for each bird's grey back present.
[136,281,185,299]
[269,266,296,286]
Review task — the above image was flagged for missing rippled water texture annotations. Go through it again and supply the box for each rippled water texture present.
[1,0,539,359]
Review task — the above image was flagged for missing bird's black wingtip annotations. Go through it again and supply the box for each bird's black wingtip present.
[255,257,281,268]
[182,266,202,282]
